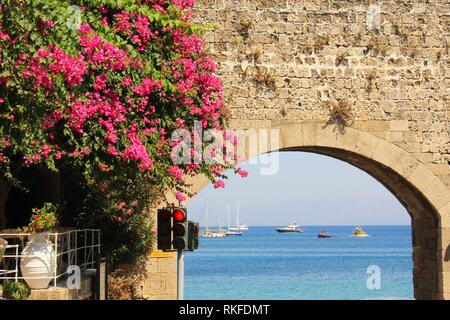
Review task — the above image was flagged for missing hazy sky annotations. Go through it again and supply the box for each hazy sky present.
[187,152,410,227]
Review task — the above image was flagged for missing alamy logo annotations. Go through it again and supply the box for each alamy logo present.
[366,265,381,290]
[66,265,81,289]
[366,4,381,31]
[66,5,82,31]
[170,121,280,175]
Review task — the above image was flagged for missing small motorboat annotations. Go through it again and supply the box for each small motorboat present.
[318,231,331,238]
[352,226,369,237]
[275,222,304,233]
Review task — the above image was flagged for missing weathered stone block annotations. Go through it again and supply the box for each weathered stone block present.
[385,131,404,142]
[158,258,177,273]
[302,123,318,146]
[389,120,410,131]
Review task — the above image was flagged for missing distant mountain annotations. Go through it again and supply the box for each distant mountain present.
[188,199,409,226]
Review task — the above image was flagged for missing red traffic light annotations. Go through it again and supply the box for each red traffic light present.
[173,209,186,222]
[194,224,199,234]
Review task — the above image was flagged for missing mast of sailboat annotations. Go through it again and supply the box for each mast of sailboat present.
[236,201,240,227]
[218,211,226,232]
[204,200,209,232]
[227,204,230,231]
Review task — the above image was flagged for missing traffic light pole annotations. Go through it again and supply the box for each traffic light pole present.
[177,249,184,300]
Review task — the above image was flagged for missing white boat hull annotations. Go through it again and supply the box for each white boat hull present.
[228,226,248,231]
[275,228,303,233]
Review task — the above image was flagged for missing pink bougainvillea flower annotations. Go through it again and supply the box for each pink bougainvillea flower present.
[167,165,184,181]
[0,32,11,41]
[40,144,52,160]
[235,167,249,178]
[122,131,153,171]
[213,180,225,189]
[78,24,94,34]
[175,191,186,202]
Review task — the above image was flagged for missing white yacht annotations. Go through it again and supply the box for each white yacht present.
[275,222,304,233]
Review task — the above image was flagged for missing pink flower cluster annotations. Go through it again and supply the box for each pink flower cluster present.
[173,30,204,55]
[37,16,55,35]
[47,46,86,87]
[175,191,186,202]
[133,78,160,96]
[0,0,239,201]
[235,168,249,178]
[171,0,195,10]
[0,152,7,164]
[42,110,64,130]
[114,12,156,51]
[167,165,184,181]
[22,46,86,89]
[141,0,195,11]
[79,24,130,71]
[171,56,224,130]
[22,55,52,89]
[213,180,225,189]
[122,130,153,171]
[0,32,11,42]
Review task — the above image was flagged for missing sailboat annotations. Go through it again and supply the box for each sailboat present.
[200,201,226,238]
[225,204,243,236]
[228,202,249,232]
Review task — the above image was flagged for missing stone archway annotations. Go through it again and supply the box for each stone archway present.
[184,121,450,300]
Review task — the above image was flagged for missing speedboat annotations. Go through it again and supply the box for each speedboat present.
[352,226,369,237]
[275,222,304,233]
[318,231,332,238]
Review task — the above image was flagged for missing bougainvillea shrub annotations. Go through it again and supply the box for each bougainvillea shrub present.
[0,0,246,262]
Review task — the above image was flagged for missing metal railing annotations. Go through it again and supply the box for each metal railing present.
[0,229,100,288]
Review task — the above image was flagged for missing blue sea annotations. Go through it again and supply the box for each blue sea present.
[185,226,413,300]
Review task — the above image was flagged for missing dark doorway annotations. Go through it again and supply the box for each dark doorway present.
[5,167,60,228]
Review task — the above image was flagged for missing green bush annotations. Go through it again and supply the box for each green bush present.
[1,280,31,300]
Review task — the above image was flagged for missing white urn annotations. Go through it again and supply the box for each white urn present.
[20,233,56,289]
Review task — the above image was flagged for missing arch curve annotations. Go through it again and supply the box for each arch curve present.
[185,121,450,299]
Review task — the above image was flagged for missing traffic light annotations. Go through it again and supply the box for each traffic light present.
[157,208,172,251]
[172,207,187,250]
[157,207,198,252]
[187,221,200,251]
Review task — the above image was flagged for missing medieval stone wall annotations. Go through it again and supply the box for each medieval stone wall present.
[193,0,449,185]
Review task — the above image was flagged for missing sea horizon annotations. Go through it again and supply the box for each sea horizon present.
[204,224,411,227]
